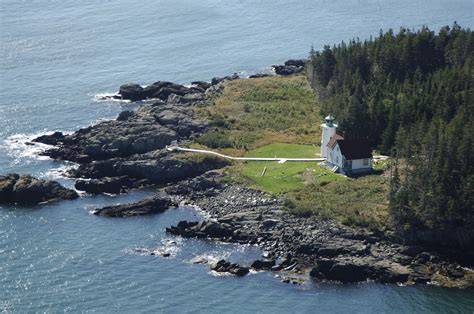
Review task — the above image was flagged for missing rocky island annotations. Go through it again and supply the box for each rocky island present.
[0,173,78,205]
[25,52,473,288]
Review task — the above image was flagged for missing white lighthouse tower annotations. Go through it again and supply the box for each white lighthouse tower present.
[320,115,337,158]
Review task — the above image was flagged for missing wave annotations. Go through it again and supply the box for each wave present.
[1,132,78,182]
[93,92,162,104]
[43,163,78,181]
[127,237,183,258]
[93,92,129,103]
[1,132,59,165]
[237,66,276,78]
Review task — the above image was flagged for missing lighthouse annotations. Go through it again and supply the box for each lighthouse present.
[320,115,337,158]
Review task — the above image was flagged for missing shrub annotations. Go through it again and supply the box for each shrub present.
[210,115,227,127]
[243,103,252,113]
[195,131,234,148]
[284,198,296,209]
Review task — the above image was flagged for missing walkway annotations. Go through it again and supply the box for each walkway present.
[168,146,325,163]
[167,146,389,163]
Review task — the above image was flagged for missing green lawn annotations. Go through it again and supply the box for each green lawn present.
[240,143,342,194]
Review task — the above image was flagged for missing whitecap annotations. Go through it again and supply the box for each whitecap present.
[1,131,71,165]
[43,162,78,180]
[93,92,128,103]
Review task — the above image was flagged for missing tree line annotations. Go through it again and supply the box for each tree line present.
[307,24,473,231]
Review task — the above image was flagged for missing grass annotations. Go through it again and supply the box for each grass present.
[195,75,321,150]
[285,174,390,230]
[192,74,390,230]
[238,143,341,194]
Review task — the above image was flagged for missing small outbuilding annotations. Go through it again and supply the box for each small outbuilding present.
[321,116,373,174]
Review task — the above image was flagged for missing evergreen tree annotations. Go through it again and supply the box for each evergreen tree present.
[307,24,474,230]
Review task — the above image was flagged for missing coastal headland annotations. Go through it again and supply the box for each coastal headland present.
[12,59,473,288]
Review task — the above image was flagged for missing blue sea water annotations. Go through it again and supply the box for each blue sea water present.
[1,0,473,312]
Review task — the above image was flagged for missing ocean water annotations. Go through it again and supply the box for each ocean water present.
[1,0,473,312]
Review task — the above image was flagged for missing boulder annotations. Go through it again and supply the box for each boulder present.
[116,111,134,121]
[201,221,234,238]
[191,81,211,90]
[75,176,134,194]
[93,195,176,217]
[142,81,175,98]
[249,73,271,79]
[210,259,249,276]
[211,73,239,86]
[118,81,198,102]
[284,59,306,67]
[119,83,145,101]
[0,173,78,205]
[251,259,276,270]
[272,65,303,76]
[310,259,370,283]
[32,131,65,146]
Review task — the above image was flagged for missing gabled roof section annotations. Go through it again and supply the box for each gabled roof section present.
[336,138,372,160]
[326,133,344,148]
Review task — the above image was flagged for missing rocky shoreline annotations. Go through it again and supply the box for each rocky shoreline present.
[164,173,472,286]
[13,59,472,287]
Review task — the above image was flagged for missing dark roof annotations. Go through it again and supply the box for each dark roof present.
[326,133,344,148]
[336,138,372,160]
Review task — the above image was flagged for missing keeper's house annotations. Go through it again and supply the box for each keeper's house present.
[320,115,372,175]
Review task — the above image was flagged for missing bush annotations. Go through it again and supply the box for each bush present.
[243,103,252,113]
[210,115,227,127]
[284,198,296,209]
[195,131,234,149]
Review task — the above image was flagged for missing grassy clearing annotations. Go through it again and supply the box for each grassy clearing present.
[195,75,321,150]
[192,75,390,230]
[285,174,390,230]
[238,143,341,194]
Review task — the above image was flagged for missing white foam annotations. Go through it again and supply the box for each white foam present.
[239,66,276,79]
[2,132,60,165]
[93,92,166,105]
[43,162,78,180]
[94,92,130,103]
[128,237,183,258]
[1,132,79,182]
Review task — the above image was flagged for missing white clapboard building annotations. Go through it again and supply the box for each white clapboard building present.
[320,115,372,174]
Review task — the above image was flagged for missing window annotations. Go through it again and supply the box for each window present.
[336,156,339,164]
[363,158,369,166]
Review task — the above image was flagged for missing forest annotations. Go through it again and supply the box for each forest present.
[307,24,473,232]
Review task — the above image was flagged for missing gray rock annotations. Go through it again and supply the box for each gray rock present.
[119,83,144,101]
[210,259,249,276]
[93,195,176,217]
[75,176,138,194]
[0,173,78,205]
[251,259,276,270]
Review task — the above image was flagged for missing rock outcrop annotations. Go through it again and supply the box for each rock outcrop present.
[272,59,306,76]
[118,81,204,102]
[32,89,229,191]
[0,173,78,205]
[34,103,207,163]
[75,176,148,194]
[93,195,176,217]
[69,150,229,186]
[210,259,250,276]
